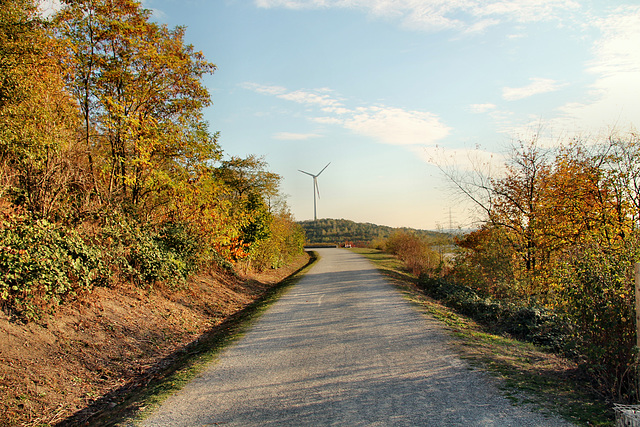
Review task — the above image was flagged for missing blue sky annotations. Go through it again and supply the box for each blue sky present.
[44,0,640,230]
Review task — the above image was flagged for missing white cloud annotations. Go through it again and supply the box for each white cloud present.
[469,103,497,114]
[322,106,352,115]
[588,6,640,77]
[243,82,450,146]
[552,5,640,132]
[344,106,450,145]
[278,89,344,109]
[38,0,62,18]
[462,19,501,36]
[240,82,288,96]
[473,0,579,22]
[502,78,564,101]
[273,132,322,140]
[313,117,344,125]
[255,0,579,33]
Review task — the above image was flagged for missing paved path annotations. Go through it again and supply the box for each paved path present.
[142,248,572,426]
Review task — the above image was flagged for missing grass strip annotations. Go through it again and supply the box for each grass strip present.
[353,248,613,427]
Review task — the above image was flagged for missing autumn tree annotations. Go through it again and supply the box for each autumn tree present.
[601,134,640,232]
[441,132,640,400]
[0,0,307,322]
[55,0,219,216]
[0,0,82,218]
[489,140,552,277]
[437,139,555,296]
[542,142,634,252]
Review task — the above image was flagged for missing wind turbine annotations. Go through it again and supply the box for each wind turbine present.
[298,162,330,221]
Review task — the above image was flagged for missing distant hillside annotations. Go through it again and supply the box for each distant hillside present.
[298,218,445,245]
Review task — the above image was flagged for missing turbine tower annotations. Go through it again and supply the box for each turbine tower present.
[298,162,330,221]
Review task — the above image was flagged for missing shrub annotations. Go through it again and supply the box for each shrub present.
[558,243,639,401]
[385,231,440,276]
[101,217,197,288]
[451,226,516,299]
[0,215,108,320]
[245,211,306,271]
[418,275,572,352]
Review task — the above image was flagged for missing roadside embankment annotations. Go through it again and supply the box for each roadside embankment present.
[0,253,310,427]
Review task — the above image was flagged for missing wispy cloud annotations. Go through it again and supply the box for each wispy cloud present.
[278,89,344,109]
[313,116,344,125]
[502,78,564,101]
[243,82,451,146]
[242,84,347,110]
[462,19,501,36]
[552,5,640,132]
[240,82,288,96]
[344,107,451,146]
[469,103,497,114]
[255,0,580,33]
[588,5,640,77]
[485,6,640,139]
[273,132,322,140]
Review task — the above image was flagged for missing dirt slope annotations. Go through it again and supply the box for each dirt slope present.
[0,254,310,427]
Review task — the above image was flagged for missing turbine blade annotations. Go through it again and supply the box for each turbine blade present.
[317,162,331,176]
[315,179,320,198]
[298,169,315,177]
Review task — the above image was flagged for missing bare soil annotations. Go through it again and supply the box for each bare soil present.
[0,254,310,427]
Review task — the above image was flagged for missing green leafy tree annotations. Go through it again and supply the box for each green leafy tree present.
[246,207,305,271]
[214,155,281,252]
[214,155,281,203]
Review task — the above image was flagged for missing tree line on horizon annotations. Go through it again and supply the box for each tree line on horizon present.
[0,0,305,320]
[299,218,445,246]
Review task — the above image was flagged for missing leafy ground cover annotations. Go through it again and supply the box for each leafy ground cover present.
[353,248,614,426]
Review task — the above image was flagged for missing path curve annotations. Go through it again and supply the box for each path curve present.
[142,248,573,426]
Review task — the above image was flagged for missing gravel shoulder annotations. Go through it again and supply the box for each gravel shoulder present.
[141,248,574,426]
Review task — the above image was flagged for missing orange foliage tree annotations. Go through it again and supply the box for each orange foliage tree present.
[444,134,640,400]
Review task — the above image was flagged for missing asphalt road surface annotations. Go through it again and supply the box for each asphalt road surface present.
[142,248,573,426]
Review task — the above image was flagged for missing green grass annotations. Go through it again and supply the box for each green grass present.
[353,248,614,426]
[60,252,319,427]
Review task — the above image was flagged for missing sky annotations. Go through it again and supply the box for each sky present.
[43,0,640,230]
